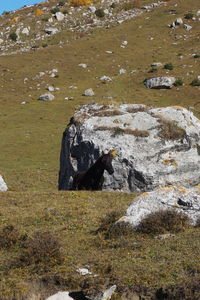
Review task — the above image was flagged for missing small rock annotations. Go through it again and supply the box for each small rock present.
[105,50,113,54]
[45,292,73,300]
[21,27,29,35]
[184,24,192,31]
[55,12,65,21]
[88,6,96,13]
[151,62,163,67]
[197,10,200,16]
[83,88,94,96]
[175,18,183,25]
[45,27,59,35]
[121,40,128,46]
[69,86,77,89]
[47,86,59,92]
[155,233,176,240]
[119,68,126,74]
[0,38,3,44]
[38,93,55,101]
[76,268,92,275]
[78,63,87,68]
[0,175,8,191]
[100,75,112,82]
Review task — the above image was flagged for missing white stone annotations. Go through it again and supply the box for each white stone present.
[55,12,65,21]
[175,18,183,25]
[184,24,192,31]
[48,17,53,22]
[144,77,176,89]
[151,62,163,67]
[119,68,126,74]
[121,40,128,46]
[118,186,200,227]
[197,10,200,16]
[38,93,55,101]
[45,27,59,35]
[100,75,112,82]
[83,88,94,96]
[89,6,96,13]
[21,27,29,35]
[76,268,92,275]
[78,63,87,68]
[104,9,109,15]
[47,85,59,92]
[46,292,73,300]
[0,175,8,191]
[0,38,4,44]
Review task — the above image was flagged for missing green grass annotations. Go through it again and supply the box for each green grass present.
[0,191,200,299]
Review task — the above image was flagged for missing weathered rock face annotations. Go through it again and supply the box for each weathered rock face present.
[118,186,200,227]
[0,175,8,191]
[58,104,200,192]
[144,77,176,89]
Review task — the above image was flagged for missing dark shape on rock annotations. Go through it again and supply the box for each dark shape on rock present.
[69,291,89,300]
[72,150,116,190]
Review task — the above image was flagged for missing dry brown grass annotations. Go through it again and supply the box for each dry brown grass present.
[136,210,191,235]
[126,106,148,114]
[95,126,149,137]
[93,109,123,117]
[156,116,186,140]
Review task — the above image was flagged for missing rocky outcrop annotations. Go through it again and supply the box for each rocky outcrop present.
[144,77,176,89]
[118,186,200,227]
[0,175,8,191]
[46,285,116,300]
[58,104,200,191]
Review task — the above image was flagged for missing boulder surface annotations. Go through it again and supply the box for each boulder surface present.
[118,186,200,227]
[0,175,8,191]
[59,104,200,192]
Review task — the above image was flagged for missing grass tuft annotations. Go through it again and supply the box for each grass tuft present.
[0,225,21,249]
[19,231,63,267]
[157,117,186,140]
[136,210,191,235]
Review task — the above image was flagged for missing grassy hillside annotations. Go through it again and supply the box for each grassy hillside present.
[0,0,200,298]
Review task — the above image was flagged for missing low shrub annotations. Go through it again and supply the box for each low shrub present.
[195,217,200,227]
[185,12,194,19]
[58,1,65,6]
[136,210,190,235]
[174,78,183,86]
[158,118,186,140]
[50,7,60,14]
[19,231,62,266]
[95,8,105,18]
[164,62,174,70]
[63,10,68,15]
[9,32,17,41]
[107,221,134,238]
[42,43,48,48]
[148,66,157,73]
[97,211,121,233]
[42,16,49,22]
[0,225,21,248]
[190,78,200,87]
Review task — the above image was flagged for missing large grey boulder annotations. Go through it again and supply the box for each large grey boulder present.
[144,77,176,89]
[58,104,200,192]
[0,175,8,191]
[118,186,200,227]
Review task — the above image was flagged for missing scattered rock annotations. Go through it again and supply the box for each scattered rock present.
[118,186,200,227]
[88,6,96,13]
[59,104,200,191]
[76,268,92,275]
[55,12,65,21]
[175,18,183,25]
[83,88,94,96]
[0,175,8,191]
[144,77,176,89]
[151,62,163,67]
[47,85,59,92]
[0,39,3,44]
[100,75,112,82]
[38,93,55,101]
[119,68,126,74]
[78,63,87,68]
[45,27,59,35]
[21,27,30,35]
[183,24,192,31]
